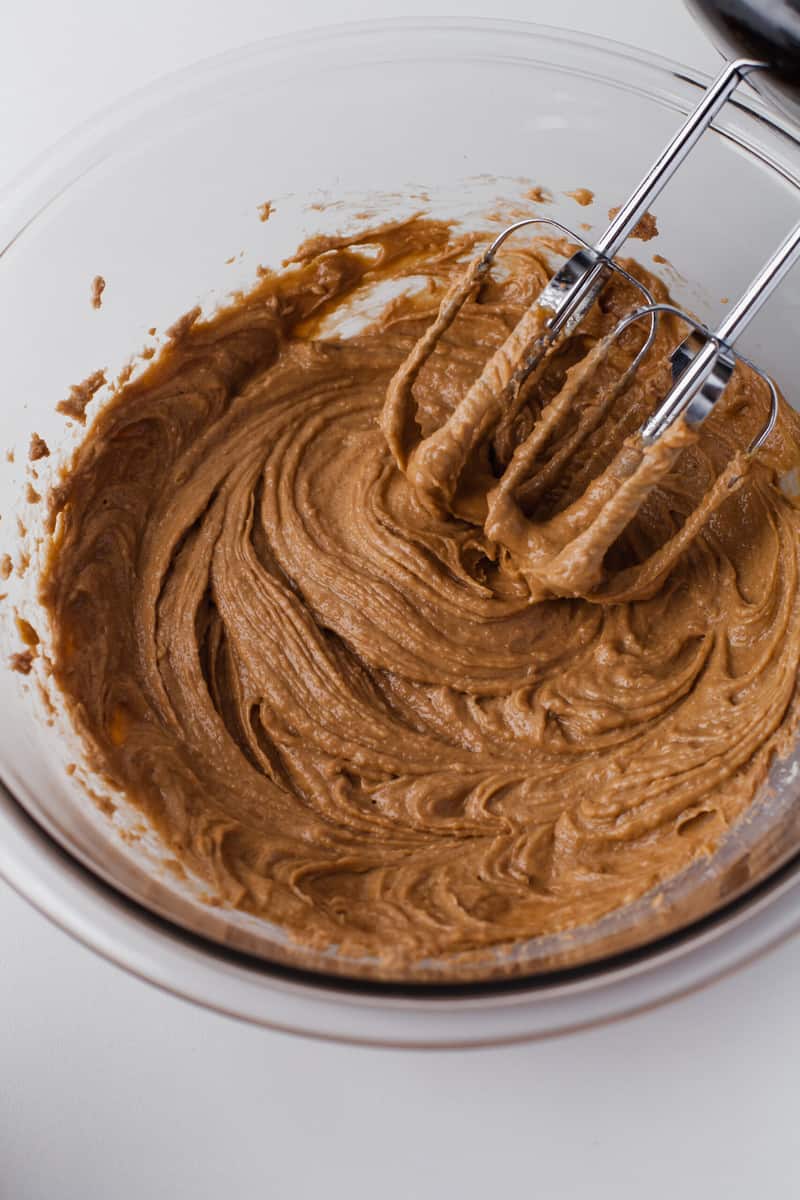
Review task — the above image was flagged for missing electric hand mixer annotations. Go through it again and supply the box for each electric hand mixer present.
[382,0,800,601]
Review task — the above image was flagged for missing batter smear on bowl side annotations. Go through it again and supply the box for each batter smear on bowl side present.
[40,216,800,969]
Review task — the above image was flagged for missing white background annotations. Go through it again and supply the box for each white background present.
[2,3,799,1197]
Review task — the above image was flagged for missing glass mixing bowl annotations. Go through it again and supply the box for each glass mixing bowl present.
[2,18,800,1046]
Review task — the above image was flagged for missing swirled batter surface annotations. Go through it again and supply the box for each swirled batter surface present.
[43,217,800,970]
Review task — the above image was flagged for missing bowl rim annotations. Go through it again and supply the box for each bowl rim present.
[2,15,800,1044]
[4,780,800,1047]
[3,15,798,225]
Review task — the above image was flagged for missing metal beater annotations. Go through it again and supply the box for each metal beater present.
[381,8,800,598]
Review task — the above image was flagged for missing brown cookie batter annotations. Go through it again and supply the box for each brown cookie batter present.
[42,216,800,969]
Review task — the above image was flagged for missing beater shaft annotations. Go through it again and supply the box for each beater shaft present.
[538,57,766,347]
[642,222,800,442]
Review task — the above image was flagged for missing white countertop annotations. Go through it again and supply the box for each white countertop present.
[2,2,799,1197]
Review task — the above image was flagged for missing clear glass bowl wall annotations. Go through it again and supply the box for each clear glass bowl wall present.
[1,21,800,1024]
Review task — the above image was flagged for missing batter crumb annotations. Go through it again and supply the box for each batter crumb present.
[9,650,34,675]
[609,207,659,241]
[6,450,14,464]
[0,554,12,580]
[90,275,106,310]
[525,185,553,204]
[257,201,274,223]
[28,433,50,461]
[16,616,39,647]
[26,482,41,504]
[57,369,107,425]
[566,188,594,206]
[91,791,116,818]
[36,681,56,716]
